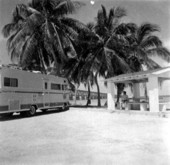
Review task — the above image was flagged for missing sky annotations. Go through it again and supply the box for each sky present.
[0,0,170,92]
[0,0,170,64]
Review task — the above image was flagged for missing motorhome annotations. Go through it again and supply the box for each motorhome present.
[0,66,69,117]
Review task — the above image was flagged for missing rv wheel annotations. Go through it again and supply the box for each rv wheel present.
[62,103,68,110]
[26,106,36,117]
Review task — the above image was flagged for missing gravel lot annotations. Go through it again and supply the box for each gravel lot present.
[0,107,170,165]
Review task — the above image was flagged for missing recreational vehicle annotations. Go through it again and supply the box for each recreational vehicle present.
[0,66,69,117]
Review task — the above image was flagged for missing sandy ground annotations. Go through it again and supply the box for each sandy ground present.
[0,106,170,165]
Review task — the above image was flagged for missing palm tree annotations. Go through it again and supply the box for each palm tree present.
[122,23,170,101]
[126,23,170,70]
[65,6,132,107]
[63,23,99,106]
[2,0,87,74]
[85,5,132,106]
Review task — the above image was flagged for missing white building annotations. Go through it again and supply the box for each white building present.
[106,67,170,112]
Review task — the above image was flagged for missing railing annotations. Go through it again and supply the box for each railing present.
[122,97,170,111]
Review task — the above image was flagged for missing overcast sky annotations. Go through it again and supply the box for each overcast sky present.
[0,0,170,65]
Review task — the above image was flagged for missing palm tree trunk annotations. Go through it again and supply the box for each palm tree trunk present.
[86,82,91,106]
[74,85,78,105]
[53,62,62,76]
[95,72,101,107]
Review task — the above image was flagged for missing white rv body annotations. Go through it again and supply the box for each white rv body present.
[0,67,69,116]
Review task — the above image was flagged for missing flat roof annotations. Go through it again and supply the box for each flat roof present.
[106,67,170,83]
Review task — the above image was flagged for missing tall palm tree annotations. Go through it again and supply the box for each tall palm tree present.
[122,23,170,101]
[63,23,99,106]
[2,0,87,74]
[66,6,133,107]
[85,5,132,106]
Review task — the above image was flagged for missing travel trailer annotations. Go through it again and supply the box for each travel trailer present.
[0,66,69,117]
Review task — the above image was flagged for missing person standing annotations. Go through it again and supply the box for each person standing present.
[121,91,129,110]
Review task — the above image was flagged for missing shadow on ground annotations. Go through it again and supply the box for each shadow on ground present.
[70,104,107,108]
[0,108,69,122]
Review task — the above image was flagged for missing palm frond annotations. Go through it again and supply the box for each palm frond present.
[137,23,160,43]
[146,47,170,62]
[53,0,85,16]
[114,23,137,35]
[101,5,107,25]
[61,17,89,34]
[104,47,130,73]
[41,46,51,67]
[9,41,24,62]
[102,49,113,74]
[2,23,20,38]
[86,22,95,31]
[14,4,31,20]
[20,34,38,66]
[141,35,162,49]
[144,58,161,69]
[8,12,43,50]
[59,31,77,58]
[51,23,68,62]
[114,6,127,18]
[57,21,79,41]
[2,4,28,38]
[96,8,105,27]
[107,8,114,27]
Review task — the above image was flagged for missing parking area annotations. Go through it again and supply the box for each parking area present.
[0,108,170,165]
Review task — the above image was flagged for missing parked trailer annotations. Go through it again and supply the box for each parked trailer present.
[0,67,69,117]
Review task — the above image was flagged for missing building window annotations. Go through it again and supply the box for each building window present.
[62,85,68,90]
[63,93,67,99]
[4,77,18,87]
[51,83,61,90]
[45,82,48,89]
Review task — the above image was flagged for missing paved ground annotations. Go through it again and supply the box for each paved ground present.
[0,107,170,165]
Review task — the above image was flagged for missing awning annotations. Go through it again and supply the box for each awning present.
[106,67,170,83]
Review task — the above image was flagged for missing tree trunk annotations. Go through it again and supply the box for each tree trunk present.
[95,72,101,107]
[86,82,91,106]
[74,85,78,105]
[54,62,62,76]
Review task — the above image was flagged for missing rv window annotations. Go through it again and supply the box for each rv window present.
[11,78,18,87]
[51,83,61,90]
[4,77,10,86]
[4,77,18,87]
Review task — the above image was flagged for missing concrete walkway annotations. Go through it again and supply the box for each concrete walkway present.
[0,108,170,165]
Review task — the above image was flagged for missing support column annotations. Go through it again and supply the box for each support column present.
[132,83,140,110]
[133,83,140,99]
[148,76,159,112]
[107,82,115,111]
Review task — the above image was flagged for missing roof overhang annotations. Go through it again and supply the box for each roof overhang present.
[106,67,170,83]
